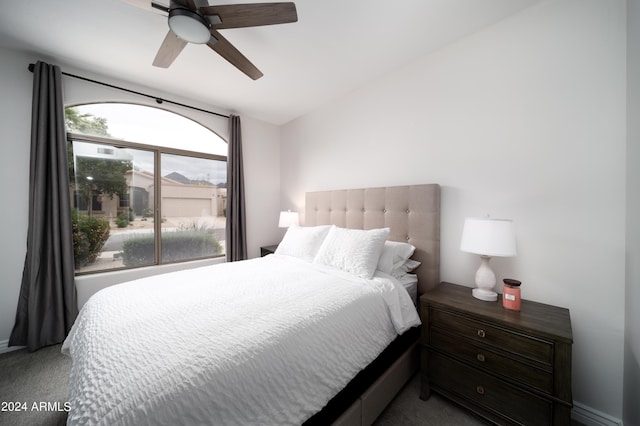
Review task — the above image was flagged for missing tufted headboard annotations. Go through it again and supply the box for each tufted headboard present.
[305,184,440,295]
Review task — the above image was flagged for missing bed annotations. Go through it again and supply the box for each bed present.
[62,184,441,425]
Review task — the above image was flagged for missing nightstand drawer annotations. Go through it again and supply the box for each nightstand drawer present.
[430,308,553,365]
[429,352,552,425]
[429,328,553,394]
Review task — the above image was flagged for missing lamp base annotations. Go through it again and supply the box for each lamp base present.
[472,288,498,301]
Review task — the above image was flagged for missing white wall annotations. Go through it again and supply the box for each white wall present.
[242,117,282,258]
[0,45,281,348]
[624,0,640,424]
[281,0,626,421]
[0,47,33,352]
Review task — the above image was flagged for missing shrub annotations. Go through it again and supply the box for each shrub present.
[72,210,110,267]
[115,211,129,228]
[121,234,154,266]
[122,230,221,266]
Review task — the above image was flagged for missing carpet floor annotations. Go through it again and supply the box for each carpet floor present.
[0,345,70,426]
[0,344,488,425]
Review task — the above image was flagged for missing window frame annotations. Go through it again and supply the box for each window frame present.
[68,131,228,276]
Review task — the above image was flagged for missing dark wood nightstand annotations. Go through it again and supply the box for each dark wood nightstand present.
[419,282,573,425]
[260,244,279,257]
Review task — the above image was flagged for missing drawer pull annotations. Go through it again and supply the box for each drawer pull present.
[476,385,485,395]
[477,329,486,338]
[476,353,486,362]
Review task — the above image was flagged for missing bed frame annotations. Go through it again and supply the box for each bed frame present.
[304,184,441,425]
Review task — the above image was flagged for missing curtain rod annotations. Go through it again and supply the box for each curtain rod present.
[27,63,230,119]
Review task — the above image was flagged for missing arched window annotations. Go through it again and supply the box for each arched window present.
[66,103,227,274]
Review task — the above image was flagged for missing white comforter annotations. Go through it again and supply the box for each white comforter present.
[62,254,420,426]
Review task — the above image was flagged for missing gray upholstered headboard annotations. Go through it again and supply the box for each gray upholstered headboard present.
[305,184,441,294]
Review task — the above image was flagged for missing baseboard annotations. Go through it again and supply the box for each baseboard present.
[0,339,24,354]
[573,401,623,426]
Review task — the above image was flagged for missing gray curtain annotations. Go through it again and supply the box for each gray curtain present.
[9,61,78,351]
[226,114,247,261]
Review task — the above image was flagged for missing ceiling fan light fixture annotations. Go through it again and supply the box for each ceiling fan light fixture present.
[168,8,211,44]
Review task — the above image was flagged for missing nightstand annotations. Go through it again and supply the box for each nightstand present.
[419,282,573,425]
[260,244,278,257]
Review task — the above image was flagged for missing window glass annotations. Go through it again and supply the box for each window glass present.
[66,103,227,275]
[67,103,227,156]
[160,153,226,263]
[70,141,156,272]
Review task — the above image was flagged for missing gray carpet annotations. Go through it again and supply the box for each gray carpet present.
[0,345,70,426]
[374,375,486,426]
[0,344,486,425]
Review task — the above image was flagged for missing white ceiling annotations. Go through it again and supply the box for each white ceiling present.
[0,0,541,125]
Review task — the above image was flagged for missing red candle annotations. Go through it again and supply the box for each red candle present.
[502,279,521,311]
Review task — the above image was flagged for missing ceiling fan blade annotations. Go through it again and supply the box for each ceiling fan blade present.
[183,0,197,10]
[120,0,169,15]
[200,3,297,29]
[207,30,263,80]
[152,30,188,68]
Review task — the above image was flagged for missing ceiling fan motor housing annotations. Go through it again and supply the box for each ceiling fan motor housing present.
[168,7,211,44]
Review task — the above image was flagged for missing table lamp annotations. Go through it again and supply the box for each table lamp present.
[460,217,517,301]
[278,210,299,228]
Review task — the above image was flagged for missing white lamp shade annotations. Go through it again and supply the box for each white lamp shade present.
[278,211,299,228]
[460,218,517,257]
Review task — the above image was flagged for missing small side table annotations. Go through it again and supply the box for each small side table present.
[260,244,279,257]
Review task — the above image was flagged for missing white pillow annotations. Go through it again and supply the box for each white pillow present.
[394,258,421,274]
[275,225,332,262]
[314,226,390,279]
[377,241,416,274]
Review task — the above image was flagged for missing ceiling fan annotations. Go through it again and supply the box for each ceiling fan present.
[122,0,298,80]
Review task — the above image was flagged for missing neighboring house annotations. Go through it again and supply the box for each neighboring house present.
[154,176,227,218]
[71,145,226,220]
